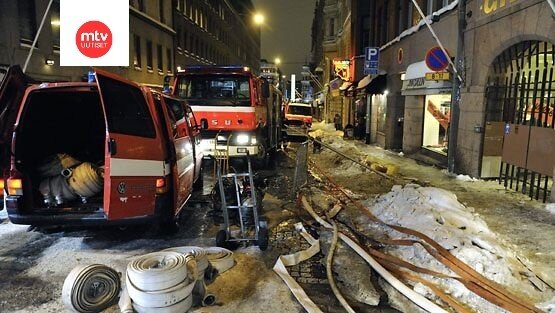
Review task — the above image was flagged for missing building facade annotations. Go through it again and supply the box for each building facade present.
[173,0,260,72]
[0,0,260,86]
[313,0,555,199]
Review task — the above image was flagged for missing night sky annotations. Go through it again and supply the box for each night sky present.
[251,0,317,77]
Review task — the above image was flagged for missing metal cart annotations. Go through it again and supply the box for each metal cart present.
[215,155,269,251]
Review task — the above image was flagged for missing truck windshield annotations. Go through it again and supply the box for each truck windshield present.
[176,75,251,106]
[288,105,312,116]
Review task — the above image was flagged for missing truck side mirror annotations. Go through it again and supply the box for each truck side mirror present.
[261,79,270,98]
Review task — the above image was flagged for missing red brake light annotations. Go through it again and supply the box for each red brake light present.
[0,179,4,196]
[156,178,169,194]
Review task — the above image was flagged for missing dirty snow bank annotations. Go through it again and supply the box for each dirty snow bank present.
[363,184,555,312]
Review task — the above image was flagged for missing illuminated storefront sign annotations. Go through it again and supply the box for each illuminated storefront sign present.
[481,0,518,14]
[333,60,350,81]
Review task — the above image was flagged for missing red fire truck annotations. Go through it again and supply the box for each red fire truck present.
[172,66,282,164]
[0,66,203,229]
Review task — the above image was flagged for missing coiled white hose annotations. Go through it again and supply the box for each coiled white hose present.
[204,247,235,274]
[126,251,195,312]
[62,264,120,313]
[68,162,103,198]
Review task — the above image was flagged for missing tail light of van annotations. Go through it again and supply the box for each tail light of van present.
[7,178,23,196]
[156,177,169,194]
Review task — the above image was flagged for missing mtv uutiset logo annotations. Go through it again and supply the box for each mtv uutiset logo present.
[60,0,128,66]
[76,21,113,58]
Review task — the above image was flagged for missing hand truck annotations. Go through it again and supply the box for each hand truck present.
[214,155,269,251]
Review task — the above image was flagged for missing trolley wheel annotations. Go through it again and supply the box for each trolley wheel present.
[216,229,228,248]
[257,226,269,251]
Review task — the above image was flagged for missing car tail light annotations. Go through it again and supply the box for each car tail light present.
[7,178,23,196]
[156,178,169,194]
[0,179,4,197]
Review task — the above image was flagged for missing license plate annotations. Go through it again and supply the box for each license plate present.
[237,148,247,153]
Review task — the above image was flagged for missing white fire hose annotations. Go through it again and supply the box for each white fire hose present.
[204,247,235,274]
[62,264,121,313]
[163,246,218,306]
[126,251,195,312]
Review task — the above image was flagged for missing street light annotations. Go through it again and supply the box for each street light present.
[274,57,281,65]
[253,13,265,25]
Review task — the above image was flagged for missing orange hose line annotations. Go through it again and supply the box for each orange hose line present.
[307,159,544,313]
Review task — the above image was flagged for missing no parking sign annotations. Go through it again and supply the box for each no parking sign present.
[425,47,450,72]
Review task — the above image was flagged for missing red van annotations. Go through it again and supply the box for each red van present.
[0,66,203,229]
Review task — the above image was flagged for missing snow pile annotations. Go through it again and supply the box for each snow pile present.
[363,184,554,312]
[309,121,343,140]
[545,203,555,215]
[455,174,480,182]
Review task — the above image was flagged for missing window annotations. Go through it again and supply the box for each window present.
[177,27,182,51]
[398,0,409,34]
[376,94,387,133]
[176,75,251,106]
[159,0,165,23]
[157,44,163,73]
[166,48,172,72]
[146,40,153,71]
[328,18,335,37]
[97,75,156,138]
[163,97,185,120]
[130,0,145,11]
[18,1,37,44]
[51,0,60,49]
[133,35,141,69]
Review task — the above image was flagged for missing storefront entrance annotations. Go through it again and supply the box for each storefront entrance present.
[423,94,451,155]
[483,40,555,201]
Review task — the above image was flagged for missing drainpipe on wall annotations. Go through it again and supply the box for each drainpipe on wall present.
[23,0,54,73]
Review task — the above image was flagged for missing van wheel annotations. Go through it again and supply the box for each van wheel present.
[155,209,179,235]
[193,166,204,192]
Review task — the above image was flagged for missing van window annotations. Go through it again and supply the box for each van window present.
[288,105,312,116]
[163,96,185,120]
[99,76,156,138]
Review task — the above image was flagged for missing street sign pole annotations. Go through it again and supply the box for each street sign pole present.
[447,0,466,174]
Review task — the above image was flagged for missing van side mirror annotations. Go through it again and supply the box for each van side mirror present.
[200,119,208,130]
[163,75,173,94]
[261,79,270,98]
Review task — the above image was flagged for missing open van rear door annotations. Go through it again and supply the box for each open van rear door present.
[0,65,26,169]
[95,69,167,220]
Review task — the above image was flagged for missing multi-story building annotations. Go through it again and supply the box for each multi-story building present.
[0,0,260,86]
[172,0,260,72]
[320,0,352,126]
[313,0,555,200]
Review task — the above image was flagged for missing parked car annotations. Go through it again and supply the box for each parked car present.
[283,101,313,138]
[0,66,203,229]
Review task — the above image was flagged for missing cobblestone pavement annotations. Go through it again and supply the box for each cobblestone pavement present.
[270,217,400,312]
